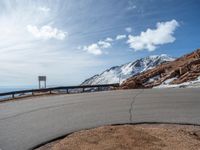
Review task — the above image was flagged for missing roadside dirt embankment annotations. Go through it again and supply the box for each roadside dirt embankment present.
[36,124,200,150]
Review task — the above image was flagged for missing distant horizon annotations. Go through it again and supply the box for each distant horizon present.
[0,0,199,86]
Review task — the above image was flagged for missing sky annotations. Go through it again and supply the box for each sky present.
[0,0,199,87]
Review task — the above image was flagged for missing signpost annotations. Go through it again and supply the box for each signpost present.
[38,76,47,89]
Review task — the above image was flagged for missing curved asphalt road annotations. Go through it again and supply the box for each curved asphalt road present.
[0,88,200,150]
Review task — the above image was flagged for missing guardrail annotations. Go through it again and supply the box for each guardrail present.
[0,83,119,99]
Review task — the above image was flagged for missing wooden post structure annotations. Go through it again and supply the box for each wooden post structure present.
[38,76,47,89]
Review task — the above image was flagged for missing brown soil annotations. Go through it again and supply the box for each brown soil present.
[36,124,200,150]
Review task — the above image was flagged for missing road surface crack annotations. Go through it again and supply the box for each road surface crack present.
[129,89,144,123]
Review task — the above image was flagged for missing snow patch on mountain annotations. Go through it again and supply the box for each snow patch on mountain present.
[154,76,200,88]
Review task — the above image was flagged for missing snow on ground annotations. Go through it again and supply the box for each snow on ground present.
[154,76,200,88]
[146,75,161,83]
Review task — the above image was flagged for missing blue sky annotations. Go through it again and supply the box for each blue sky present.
[0,0,199,87]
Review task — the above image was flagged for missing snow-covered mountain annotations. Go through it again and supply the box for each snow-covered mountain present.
[81,54,175,85]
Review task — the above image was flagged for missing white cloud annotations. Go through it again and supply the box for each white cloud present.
[82,39,112,56]
[27,25,66,40]
[125,27,132,33]
[127,5,136,10]
[98,40,111,48]
[38,6,50,13]
[127,19,179,51]
[105,37,113,42]
[83,44,102,55]
[131,5,136,9]
[116,34,127,40]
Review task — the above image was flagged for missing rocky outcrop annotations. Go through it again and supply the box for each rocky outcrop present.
[121,49,200,89]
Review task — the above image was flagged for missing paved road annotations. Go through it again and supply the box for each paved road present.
[0,88,200,150]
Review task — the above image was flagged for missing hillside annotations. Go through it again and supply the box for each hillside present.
[121,49,200,89]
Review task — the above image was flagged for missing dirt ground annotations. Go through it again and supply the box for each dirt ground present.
[36,124,200,150]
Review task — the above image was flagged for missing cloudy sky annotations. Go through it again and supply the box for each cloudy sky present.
[0,0,199,87]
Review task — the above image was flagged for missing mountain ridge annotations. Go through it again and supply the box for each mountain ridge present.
[81,54,175,85]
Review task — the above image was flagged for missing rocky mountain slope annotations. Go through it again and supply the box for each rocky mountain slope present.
[81,54,175,85]
[121,49,200,89]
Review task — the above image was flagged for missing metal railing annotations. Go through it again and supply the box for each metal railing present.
[0,83,119,99]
